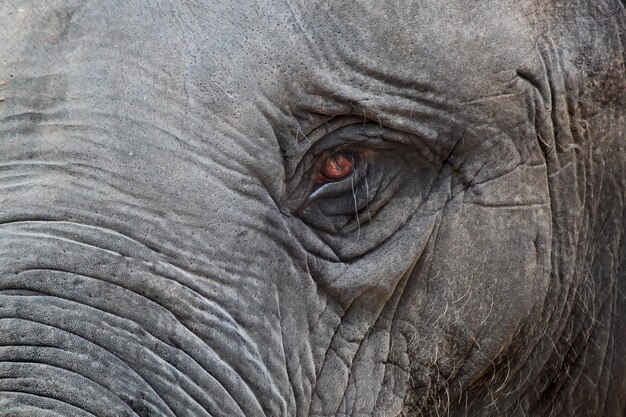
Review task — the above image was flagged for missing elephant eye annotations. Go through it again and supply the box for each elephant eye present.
[316,150,355,184]
[286,121,436,236]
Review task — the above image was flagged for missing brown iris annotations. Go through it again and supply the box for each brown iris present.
[318,152,354,183]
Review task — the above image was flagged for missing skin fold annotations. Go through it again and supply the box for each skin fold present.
[0,1,624,416]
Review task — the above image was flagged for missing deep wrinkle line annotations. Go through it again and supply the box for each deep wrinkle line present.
[0,286,248,417]
[274,288,298,417]
[0,359,140,417]
[11,264,263,406]
[369,238,431,416]
[0,317,176,417]
[7,224,238,312]
[0,390,101,417]
[0,218,247,306]
[331,248,426,417]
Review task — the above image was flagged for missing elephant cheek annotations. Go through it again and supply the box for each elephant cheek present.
[431,199,552,346]
[389,169,552,410]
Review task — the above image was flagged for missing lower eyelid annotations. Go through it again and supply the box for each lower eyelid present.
[308,178,353,200]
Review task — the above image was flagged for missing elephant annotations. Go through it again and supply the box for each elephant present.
[0,0,625,416]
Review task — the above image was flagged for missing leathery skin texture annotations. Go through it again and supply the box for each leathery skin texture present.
[0,1,624,416]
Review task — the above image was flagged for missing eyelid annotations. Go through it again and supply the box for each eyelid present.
[300,124,393,163]
[309,175,355,200]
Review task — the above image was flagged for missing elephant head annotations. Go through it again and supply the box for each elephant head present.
[0,1,624,416]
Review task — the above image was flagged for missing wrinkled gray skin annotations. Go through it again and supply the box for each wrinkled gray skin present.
[0,1,625,416]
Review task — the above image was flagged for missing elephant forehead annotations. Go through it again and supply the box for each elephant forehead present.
[280,0,537,98]
[171,0,541,141]
[13,1,539,128]
[11,1,538,99]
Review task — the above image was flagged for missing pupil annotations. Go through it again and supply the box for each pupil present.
[323,153,352,179]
